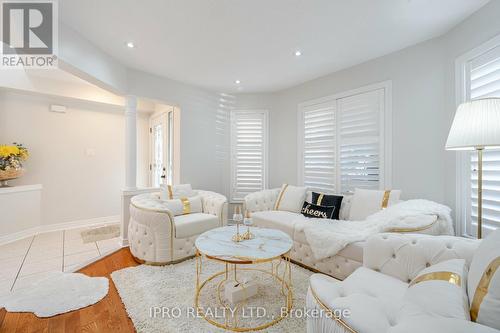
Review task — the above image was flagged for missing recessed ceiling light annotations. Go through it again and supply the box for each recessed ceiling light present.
[126,41,135,48]
[295,50,302,56]
[235,80,241,84]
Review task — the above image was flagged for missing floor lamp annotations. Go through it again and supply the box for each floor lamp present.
[445,98,500,239]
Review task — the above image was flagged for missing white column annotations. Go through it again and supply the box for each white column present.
[124,95,137,190]
[120,95,138,247]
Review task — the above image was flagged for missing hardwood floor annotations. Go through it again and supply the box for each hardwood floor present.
[0,248,138,333]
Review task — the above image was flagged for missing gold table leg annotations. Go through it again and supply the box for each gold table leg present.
[194,253,293,332]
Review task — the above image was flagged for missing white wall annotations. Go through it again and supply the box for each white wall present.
[0,90,149,226]
[127,69,232,196]
[59,23,128,94]
[251,37,448,203]
[234,0,500,227]
[56,23,233,196]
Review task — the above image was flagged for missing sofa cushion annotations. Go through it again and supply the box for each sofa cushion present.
[468,229,500,329]
[402,259,469,320]
[160,184,197,200]
[274,184,307,213]
[311,192,343,220]
[174,213,219,238]
[339,194,352,220]
[251,210,300,238]
[161,196,202,216]
[310,267,408,333]
[349,188,401,221]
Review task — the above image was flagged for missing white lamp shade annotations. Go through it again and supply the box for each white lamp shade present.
[446,98,500,150]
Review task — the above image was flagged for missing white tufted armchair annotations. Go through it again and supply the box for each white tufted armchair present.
[306,233,498,333]
[128,190,227,265]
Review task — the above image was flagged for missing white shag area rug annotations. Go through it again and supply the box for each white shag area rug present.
[0,271,109,317]
[111,258,313,332]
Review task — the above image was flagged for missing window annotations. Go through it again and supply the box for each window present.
[298,82,391,194]
[230,110,268,202]
[301,101,336,192]
[457,38,500,237]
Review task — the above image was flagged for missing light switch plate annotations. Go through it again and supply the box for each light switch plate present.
[50,104,67,113]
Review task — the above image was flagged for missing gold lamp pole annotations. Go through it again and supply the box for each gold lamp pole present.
[477,148,483,239]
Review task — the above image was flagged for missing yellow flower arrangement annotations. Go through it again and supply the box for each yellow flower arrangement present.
[0,143,29,171]
[0,145,20,158]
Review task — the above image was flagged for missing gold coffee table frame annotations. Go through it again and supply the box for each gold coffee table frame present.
[195,249,293,332]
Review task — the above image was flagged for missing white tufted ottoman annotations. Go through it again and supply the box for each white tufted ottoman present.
[128,190,227,265]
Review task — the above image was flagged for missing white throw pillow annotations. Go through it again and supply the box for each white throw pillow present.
[401,259,469,320]
[274,184,307,213]
[468,229,500,329]
[162,196,202,216]
[348,188,401,221]
[160,184,197,200]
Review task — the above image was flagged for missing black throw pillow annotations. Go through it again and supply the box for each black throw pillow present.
[311,192,343,220]
[301,201,336,219]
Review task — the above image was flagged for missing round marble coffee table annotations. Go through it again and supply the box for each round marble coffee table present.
[194,226,293,331]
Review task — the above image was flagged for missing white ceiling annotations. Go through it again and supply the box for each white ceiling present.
[60,0,489,93]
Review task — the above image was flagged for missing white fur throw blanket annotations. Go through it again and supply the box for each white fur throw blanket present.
[302,199,454,260]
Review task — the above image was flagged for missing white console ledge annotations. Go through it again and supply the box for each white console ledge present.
[0,184,42,245]
[0,184,43,194]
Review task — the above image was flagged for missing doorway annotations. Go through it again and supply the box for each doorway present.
[149,109,174,187]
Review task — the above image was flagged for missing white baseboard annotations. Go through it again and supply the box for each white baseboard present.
[0,215,120,246]
[119,237,129,247]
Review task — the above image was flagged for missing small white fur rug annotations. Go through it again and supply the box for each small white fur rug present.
[0,271,109,317]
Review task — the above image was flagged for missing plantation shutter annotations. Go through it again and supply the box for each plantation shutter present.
[230,110,267,202]
[302,102,337,192]
[338,89,383,193]
[467,45,500,233]
[300,88,385,194]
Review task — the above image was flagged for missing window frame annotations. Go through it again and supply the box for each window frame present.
[454,34,500,237]
[297,80,392,193]
[229,109,269,203]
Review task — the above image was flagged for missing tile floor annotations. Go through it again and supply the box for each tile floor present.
[0,225,122,295]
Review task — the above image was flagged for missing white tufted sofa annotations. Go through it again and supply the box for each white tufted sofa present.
[128,190,227,264]
[245,189,448,280]
[244,189,363,279]
[306,233,500,333]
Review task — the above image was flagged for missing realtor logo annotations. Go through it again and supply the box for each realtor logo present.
[1,0,58,68]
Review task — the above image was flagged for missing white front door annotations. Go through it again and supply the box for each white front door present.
[150,113,168,187]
